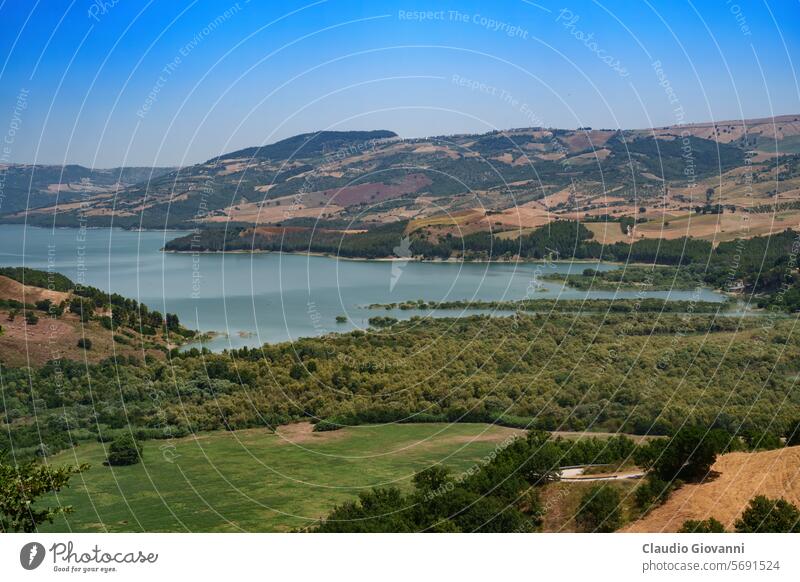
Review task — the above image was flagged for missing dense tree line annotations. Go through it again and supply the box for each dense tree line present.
[2,312,798,460]
[0,267,74,292]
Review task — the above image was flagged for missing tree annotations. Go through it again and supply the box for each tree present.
[634,475,671,511]
[576,485,622,532]
[77,338,92,350]
[740,428,782,451]
[679,517,725,533]
[69,297,94,322]
[165,313,180,331]
[637,426,728,483]
[785,420,800,447]
[412,466,450,494]
[315,487,415,532]
[0,451,88,532]
[105,434,142,466]
[705,187,715,203]
[734,496,800,533]
[25,311,39,325]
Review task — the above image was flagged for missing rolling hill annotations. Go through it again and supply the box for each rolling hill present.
[0,267,194,366]
[3,115,800,241]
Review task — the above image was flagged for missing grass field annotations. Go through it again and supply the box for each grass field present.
[41,423,523,533]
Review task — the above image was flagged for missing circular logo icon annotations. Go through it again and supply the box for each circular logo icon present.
[20,542,46,570]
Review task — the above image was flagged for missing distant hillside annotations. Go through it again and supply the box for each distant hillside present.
[3,115,800,234]
[214,129,398,161]
[0,164,175,216]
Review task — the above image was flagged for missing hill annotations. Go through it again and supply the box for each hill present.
[624,445,800,532]
[0,164,175,216]
[0,268,196,366]
[5,115,800,235]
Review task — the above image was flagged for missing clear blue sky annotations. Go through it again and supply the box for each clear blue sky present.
[1,0,798,167]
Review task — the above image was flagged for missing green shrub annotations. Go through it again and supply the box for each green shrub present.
[635,475,671,511]
[576,485,622,532]
[636,427,729,483]
[77,338,92,350]
[734,496,800,533]
[105,434,142,466]
[679,517,726,533]
[785,420,800,447]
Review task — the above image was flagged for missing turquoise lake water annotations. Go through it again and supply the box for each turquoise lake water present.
[0,225,727,350]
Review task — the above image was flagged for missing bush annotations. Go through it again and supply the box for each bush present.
[679,517,726,533]
[734,496,800,533]
[105,434,142,466]
[25,311,39,325]
[335,315,347,323]
[634,475,671,511]
[576,485,622,532]
[77,338,92,350]
[637,427,729,483]
[785,420,800,447]
[740,428,782,451]
[69,297,94,322]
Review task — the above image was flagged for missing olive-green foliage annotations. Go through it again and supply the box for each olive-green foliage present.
[679,517,726,533]
[546,266,703,291]
[314,431,560,532]
[634,475,672,512]
[576,485,623,532]
[0,451,88,532]
[105,434,142,466]
[634,427,731,483]
[734,496,800,533]
[0,267,74,292]
[786,420,800,447]
[3,313,800,460]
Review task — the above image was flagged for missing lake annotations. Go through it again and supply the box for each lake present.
[0,225,727,350]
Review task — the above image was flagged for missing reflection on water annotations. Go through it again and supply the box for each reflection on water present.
[0,225,728,350]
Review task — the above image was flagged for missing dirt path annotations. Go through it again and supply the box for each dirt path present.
[559,466,644,482]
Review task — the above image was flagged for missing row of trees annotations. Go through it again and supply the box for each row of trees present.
[4,311,800,459]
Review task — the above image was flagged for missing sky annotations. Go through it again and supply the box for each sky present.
[1,0,799,167]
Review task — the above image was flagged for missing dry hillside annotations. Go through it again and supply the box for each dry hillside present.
[624,445,800,532]
[0,275,184,366]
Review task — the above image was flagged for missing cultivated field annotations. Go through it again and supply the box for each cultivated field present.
[41,422,524,532]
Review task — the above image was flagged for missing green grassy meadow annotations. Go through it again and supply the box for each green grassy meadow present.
[41,423,523,532]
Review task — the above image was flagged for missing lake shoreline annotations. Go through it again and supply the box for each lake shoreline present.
[161,247,662,267]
